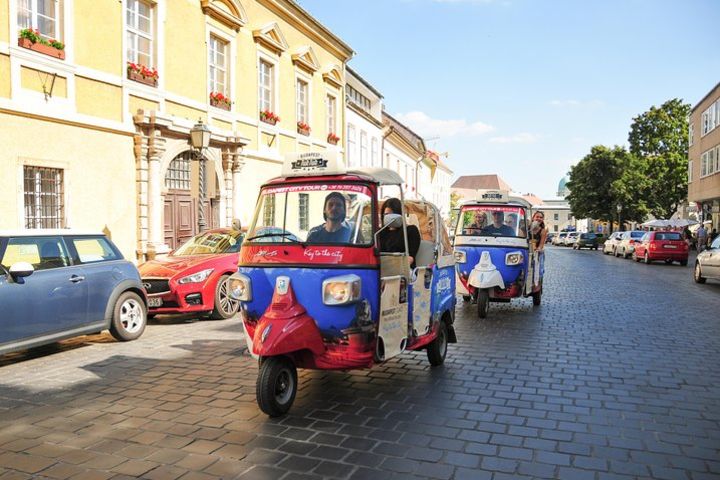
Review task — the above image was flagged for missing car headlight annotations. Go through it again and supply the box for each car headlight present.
[323,274,361,305]
[505,251,523,266]
[454,250,466,263]
[178,268,214,284]
[228,273,252,301]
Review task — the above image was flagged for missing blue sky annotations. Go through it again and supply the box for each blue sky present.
[298,0,720,198]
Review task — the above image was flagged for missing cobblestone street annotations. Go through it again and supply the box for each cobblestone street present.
[1,247,720,480]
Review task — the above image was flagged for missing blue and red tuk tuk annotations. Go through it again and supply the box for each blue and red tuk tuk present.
[228,153,457,416]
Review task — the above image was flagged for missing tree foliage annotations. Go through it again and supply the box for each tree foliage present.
[628,98,690,218]
[566,146,648,231]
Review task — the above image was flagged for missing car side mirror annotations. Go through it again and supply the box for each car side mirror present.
[9,262,34,279]
[383,213,403,229]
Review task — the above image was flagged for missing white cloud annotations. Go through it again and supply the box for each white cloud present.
[488,133,542,144]
[549,99,605,108]
[394,111,495,138]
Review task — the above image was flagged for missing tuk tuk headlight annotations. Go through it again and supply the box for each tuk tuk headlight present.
[228,273,252,301]
[323,274,361,305]
[505,251,523,266]
[454,250,466,263]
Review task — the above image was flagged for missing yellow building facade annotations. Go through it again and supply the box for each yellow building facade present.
[0,0,352,260]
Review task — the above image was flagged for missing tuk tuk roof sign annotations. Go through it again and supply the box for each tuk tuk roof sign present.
[283,152,343,177]
[475,189,510,203]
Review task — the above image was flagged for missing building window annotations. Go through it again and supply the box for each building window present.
[296,79,308,125]
[18,0,60,41]
[209,35,228,95]
[327,95,337,135]
[689,123,694,147]
[360,131,368,167]
[346,84,371,112]
[298,193,309,231]
[567,214,572,221]
[165,153,192,190]
[688,160,693,183]
[554,225,558,232]
[347,124,356,166]
[126,0,154,68]
[371,138,379,166]
[259,59,275,112]
[24,166,64,229]
[554,213,559,221]
[263,194,275,226]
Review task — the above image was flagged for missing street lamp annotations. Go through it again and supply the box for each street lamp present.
[189,119,211,232]
[616,203,622,232]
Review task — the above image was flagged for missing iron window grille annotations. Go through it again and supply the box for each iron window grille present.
[165,153,192,190]
[24,165,64,229]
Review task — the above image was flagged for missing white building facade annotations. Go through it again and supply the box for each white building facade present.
[345,68,383,169]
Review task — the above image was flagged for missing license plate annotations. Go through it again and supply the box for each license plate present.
[148,297,163,307]
[664,245,677,249]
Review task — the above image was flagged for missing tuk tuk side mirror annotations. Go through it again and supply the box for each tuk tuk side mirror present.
[9,262,34,279]
[373,213,404,251]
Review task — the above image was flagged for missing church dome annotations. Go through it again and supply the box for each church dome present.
[557,175,570,198]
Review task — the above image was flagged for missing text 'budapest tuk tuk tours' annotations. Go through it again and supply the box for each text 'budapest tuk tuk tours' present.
[453,190,543,319]
[228,152,457,416]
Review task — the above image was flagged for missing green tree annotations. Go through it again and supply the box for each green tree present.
[628,98,691,219]
[566,145,646,232]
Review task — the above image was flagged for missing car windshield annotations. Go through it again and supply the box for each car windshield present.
[630,231,644,239]
[246,183,373,245]
[455,205,527,238]
[173,231,243,255]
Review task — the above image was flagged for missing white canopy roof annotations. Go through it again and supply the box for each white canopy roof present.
[348,167,404,186]
[0,229,104,237]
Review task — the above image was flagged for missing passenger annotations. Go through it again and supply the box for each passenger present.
[505,213,525,237]
[530,211,548,250]
[463,210,487,235]
[307,192,352,243]
[378,198,421,269]
[482,211,515,236]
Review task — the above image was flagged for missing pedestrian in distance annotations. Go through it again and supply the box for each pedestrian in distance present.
[696,224,708,253]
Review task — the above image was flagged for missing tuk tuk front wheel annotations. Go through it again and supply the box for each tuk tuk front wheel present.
[427,321,448,366]
[532,288,542,306]
[477,290,490,319]
[256,356,297,417]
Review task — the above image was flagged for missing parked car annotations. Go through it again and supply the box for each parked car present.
[616,231,645,258]
[552,232,568,246]
[0,230,147,355]
[563,232,579,246]
[694,236,720,283]
[138,227,245,319]
[546,232,556,244]
[603,231,624,255]
[574,232,599,250]
[632,231,689,265]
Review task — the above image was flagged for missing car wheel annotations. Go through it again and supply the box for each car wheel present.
[632,251,638,262]
[614,248,620,257]
[644,252,651,264]
[256,356,297,417]
[532,288,542,306]
[664,259,673,264]
[210,274,240,320]
[109,291,147,341]
[694,262,706,284]
[426,320,448,366]
[477,289,490,319]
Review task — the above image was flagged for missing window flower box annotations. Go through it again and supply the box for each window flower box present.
[209,92,231,111]
[327,132,340,145]
[260,110,280,126]
[297,121,311,136]
[18,29,65,60]
[127,62,158,87]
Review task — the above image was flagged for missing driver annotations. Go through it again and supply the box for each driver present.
[307,192,352,243]
[482,210,516,236]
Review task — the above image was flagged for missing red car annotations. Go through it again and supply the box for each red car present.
[138,228,243,319]
[632,231,688,265]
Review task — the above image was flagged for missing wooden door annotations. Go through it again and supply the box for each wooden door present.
[164,191,196,250]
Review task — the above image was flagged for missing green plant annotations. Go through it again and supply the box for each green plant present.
[19,28,65,50]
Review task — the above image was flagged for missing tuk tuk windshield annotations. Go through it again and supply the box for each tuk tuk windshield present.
[246,183,373,245]
[456,205,528,238]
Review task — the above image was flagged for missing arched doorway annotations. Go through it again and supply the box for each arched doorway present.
[163,151,220,249]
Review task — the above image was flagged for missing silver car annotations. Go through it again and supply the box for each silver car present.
[694,236,720,284]
[563,232,579,246]
[615,231,645,258]
[603,231,624,255]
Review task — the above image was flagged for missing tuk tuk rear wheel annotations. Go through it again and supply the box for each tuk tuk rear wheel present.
[427,321,448,366]
[462,295,471,303]
[256,356,297,417]
[477,290,490,319]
